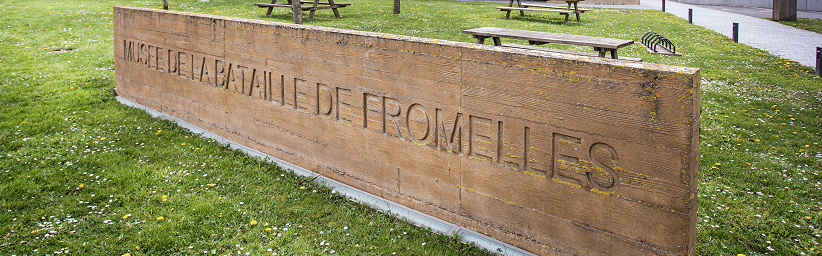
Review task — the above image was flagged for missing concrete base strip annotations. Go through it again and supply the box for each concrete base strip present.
[117,96,536,256]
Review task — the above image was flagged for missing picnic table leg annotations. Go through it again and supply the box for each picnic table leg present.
[328,0,342,18]
[504,0,514,19]
[493,37,502,46]
[517,0,524,16]
[573,2,580,21]
[610,50,618,59]
[266,0,277,16]
[475,36,487,44]
[594,47,606,58]
[562,14,569,24]
[307,0,320,21]
[331,7,342,19]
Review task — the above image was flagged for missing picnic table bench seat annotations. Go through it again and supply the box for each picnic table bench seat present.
[519,3,590,12]
[463,27,640,61]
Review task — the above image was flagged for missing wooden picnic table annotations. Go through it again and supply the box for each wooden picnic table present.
[496,0,589,23]
[255,0,350,22]
[463,27,640,61]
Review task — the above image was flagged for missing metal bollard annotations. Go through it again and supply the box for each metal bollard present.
[817,47,821,77]
[662,0,666,12]
[688,9,693,24]
[733,23,739,43]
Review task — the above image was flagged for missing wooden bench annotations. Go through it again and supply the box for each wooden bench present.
[521,3,590,13]
[255,0,350,22]
[498,0,586,23]
[463,27,641,61]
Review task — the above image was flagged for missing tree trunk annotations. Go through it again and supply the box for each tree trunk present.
[773,0,797,21]
[163,0,168,10]
[292,0,303,24]
[393,0,400,14]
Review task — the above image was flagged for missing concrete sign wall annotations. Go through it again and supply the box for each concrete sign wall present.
[114,7,700,255]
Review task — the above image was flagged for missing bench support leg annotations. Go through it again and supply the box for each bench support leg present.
[505,0,513,18]
[593,47,619,59]
[594,47,606,58]
[573,2,580,21]
[266,0,277,15]
[562,14,569,24]
[306,0,320,21]
[331,7,341,18]
[473,36,501,46]
[329,0,342,18]
[505,0,523,17]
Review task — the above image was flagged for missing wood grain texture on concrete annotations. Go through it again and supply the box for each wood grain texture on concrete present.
[113,6,700,255]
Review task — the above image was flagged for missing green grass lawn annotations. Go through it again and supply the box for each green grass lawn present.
[778,18,822,35]
[1,0,821,255]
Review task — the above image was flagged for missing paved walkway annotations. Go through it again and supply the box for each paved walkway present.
[629,0,822,68]
[694,4,822,19]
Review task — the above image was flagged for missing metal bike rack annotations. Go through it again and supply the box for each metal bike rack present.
[641,31,681,56]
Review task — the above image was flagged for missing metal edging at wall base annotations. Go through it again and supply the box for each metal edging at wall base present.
[116,96,537,256]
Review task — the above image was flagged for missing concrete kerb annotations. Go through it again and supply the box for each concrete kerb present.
[116,96,536,256]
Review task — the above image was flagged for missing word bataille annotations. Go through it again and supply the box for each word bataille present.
[123,38,622,192]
